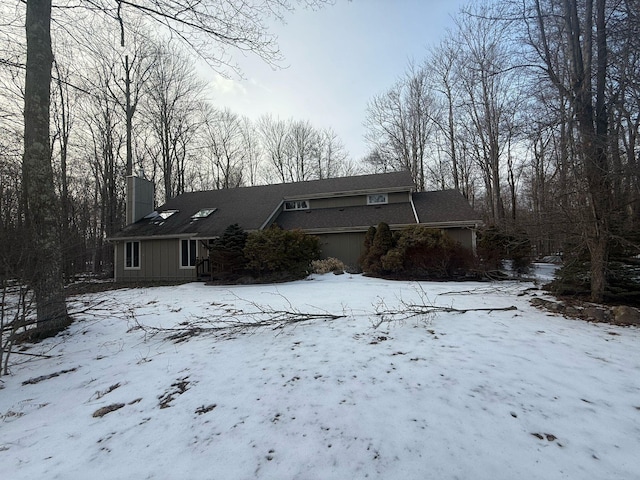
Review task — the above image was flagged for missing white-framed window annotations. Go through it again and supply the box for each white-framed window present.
[284,200,309,211]
[367,193,388,205]
[180,239,197,268]
[125,241,140,269]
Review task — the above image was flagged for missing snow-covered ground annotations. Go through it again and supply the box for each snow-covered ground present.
[1,268,639,480]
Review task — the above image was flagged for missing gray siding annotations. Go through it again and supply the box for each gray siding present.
[310,191,410,209]
[114,239,199,282]
[316,232,367,268]
[445,227,476,251]
[316,227,476,270]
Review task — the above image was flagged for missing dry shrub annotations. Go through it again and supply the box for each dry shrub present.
[311,257,346,274]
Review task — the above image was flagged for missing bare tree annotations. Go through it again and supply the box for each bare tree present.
[83,78,126,264]
[203,107,245,189]
[16,0,333,336]
[427,37,463,193]
[606,0,640,232]
[454,2,525,225]
[364,62,438,191]
[144,42,206,201]
[363,148,392,174]
[22,0,70,334]
[258,114,292,183]
[316,127,350,179]
[288,119,319,182]
[523,0,618,301]
[239,116,262,186]
[51,49,80,280]
[99,21,156,177]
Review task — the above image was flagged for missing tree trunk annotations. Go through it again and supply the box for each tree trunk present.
[125,54,133,177]
[53,61,73,281]
[587,232,608,303]
[447,86,460,192]
[23,0,70,335]
[574,0,610,302]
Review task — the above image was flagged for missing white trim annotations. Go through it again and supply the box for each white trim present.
[114,243,118,281]
[179,238,197,269]
[261,201,284,230]
[108,233,193,242]
[409,195,420,223]
[124,240,141,270]
[283,200,310,211]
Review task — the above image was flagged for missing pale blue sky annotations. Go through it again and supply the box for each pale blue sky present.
[203,0,469,162]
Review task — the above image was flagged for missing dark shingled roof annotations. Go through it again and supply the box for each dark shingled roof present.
[110,173,481,240]
[412,190,482,224]
[110,171,417,239]
[275,203,418,231]
[277,189,481,232]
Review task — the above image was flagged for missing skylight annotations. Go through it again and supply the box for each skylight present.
[192,208,217,219]
[158,210,179,219]
[146,209,179,225]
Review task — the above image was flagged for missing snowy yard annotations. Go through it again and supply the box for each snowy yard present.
[1,270,639,479]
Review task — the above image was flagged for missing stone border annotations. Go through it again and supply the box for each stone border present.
[529,297,640,326]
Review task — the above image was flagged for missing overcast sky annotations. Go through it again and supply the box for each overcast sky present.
[202,0,469,162]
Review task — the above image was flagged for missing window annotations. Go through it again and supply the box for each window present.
[367,193,388,205]
[180,239,197,268]
[284,200,309,211]
[192,208,216,219]
[125,241,140,269]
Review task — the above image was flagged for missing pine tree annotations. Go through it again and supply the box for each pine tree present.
[363,223,394,274]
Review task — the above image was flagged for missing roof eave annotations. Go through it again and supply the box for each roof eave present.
[284,185,415,201]
[107,233,195,242]
[417,220,484,228]
[300,220,482,235]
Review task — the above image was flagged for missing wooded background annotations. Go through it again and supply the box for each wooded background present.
[1,1,638,314]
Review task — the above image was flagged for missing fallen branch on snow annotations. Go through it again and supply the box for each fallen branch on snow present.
[370,285,518,329]
[403,304,517,314]
[370,306,516,329]
[130,288,518,341]
[132,294,348,342]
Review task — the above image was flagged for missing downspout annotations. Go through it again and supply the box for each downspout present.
[114,241,119,282]
[471,223,478,255]
[409,193,420,224]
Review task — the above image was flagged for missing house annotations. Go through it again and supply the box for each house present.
[109,171,482,282]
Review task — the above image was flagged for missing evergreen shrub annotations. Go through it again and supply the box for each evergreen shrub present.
[361,222,394,274]
[359,224,475,278]
[244,225,320,278]
[210,223,248,275]
[382,226,474,278]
